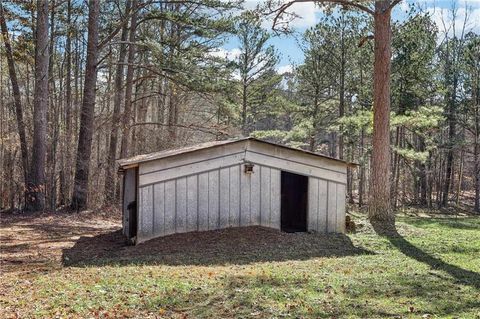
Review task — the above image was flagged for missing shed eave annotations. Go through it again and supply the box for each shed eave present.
[117,137,357,169]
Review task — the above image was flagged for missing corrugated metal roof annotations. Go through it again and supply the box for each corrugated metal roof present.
[117,137,356,168]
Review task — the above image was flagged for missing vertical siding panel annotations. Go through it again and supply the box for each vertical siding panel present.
[308,177,319,232]
[318,180,328,233]
[176,177,187,233]
[139,185,153,238]
[198,172,209,231]
[219,168,230,228]
[327,182,337,233]
[270,168,281,229]
[164,180,176,235]
[250,166,261,225]
[336,184,346,233]
[186,175,198,232]
[240,165,251,226]
[229,165,240,227]
[260,166,271,227]
[208,170,220,230]
[153,182,165,237]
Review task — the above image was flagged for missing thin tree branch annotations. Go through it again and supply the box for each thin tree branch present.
[388,0,403,11]
[130,122,230,136]
[268,0,374,32]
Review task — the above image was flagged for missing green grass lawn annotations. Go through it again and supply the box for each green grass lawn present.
[1,212,479,318]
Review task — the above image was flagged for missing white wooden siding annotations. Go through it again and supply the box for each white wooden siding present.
[219,168,230,228]
[139,185,153,239]
[244,150,346,184]
[139,152,244,187]
[137,164,283,243]
[270,169,281,230]
[260,166,271,227]
[153,182,165,236]
[176,177,187,233]
[198,172,209,232]
[137,139,347,187]
[240,167,250,226]
[133,140,348,243]
[164,180,176,236]
[307,177,345,234]
[186,175,198,232]
[246,139,347,173]
[229,166,240,227]
[208,171,219,230]
[336,184,346,233]
[139,142,247,175]
[327,182,338,233]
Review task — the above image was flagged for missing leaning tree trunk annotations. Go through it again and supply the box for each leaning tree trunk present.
[26,0,49,211]
[71,0,100,210]
[368,0,393,226]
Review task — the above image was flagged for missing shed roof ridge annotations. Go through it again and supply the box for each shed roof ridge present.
[117,137,356,168]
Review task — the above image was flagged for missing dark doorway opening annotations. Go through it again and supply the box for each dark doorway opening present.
[128,200,137,239]
[123,167,138,240]
[281,171,308,232]
[130,168,138,239]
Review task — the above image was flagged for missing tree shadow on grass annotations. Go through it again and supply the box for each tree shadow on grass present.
[401,217,480,230]
[372,222,480,290]
[62,226,373,267]
[218,272,480,318]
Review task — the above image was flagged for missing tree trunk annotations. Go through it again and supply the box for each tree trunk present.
[120,0,138,159]
[167,82,178,145]
[47,0,57,210]
[391,127,400,208]
[71,0,100,210]
[359,126,365,208]
[26,0,50,211]
[242,80,248,135]
[61,0,73,205]
[441,38,459,207]
[136,66,149,153]
[338,14,345,160]
[368,1,393,226]
[0,3,30,189]
[309,86,320,152]
[442,96,456,207]
[418,136,428,206]
[455,148,464,205]
[104,0,131,204]
[475,137,480,212]
[474,78,480,213]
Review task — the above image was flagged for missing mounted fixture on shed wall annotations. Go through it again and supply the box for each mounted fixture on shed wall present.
[244,163,254,174]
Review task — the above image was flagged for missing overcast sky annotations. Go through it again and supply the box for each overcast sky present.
[220,0,480,74]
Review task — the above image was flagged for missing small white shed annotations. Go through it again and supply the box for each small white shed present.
[118,138,351,244]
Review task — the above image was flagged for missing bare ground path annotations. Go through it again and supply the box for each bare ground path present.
[0,210,120,274]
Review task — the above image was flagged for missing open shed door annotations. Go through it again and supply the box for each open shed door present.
[281,171,308,232]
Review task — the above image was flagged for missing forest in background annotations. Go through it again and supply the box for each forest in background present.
[0,0,479,215]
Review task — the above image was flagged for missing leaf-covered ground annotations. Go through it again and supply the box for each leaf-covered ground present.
[1,210,479,318]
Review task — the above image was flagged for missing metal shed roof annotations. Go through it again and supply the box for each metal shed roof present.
[117,137,356,168]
